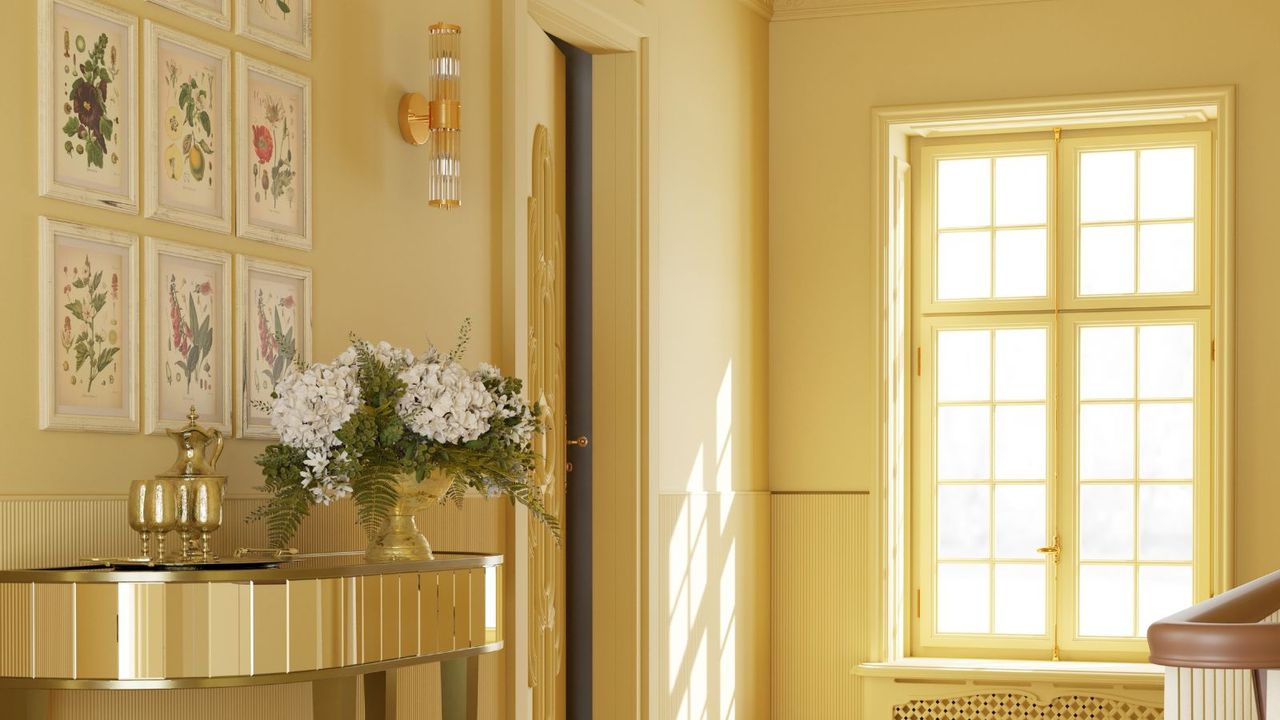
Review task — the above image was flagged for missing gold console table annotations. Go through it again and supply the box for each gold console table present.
[0,552,503,720]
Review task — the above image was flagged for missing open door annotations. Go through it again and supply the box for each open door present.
[525,19,567,720]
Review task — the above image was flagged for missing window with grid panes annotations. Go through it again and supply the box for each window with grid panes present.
[911,127,1212,661]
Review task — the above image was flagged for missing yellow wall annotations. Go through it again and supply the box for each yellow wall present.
[769,0,1280,582]
[652,0,771,717]
[0,0,504,498]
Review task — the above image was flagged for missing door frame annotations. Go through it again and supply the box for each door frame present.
[501,1,655,717]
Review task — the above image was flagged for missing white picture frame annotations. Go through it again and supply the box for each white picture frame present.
[143,21,232,233]
[235,0,311,60]
[144,237,233,435]
[38,0,138,214]
[236,54,313,250]
[38,217,139,433]
[146,0,231,30]
[235,255,312,439]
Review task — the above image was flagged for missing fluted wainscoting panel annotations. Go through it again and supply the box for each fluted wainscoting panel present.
[0,494,506,720]
[771,492,869,719]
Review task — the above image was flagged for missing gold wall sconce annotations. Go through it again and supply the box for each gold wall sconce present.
[398,23,462,209]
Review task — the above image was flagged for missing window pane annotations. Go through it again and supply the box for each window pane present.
[995,405,1046,480]
[1138,484,1193,561]
[1139,402,1193,480]
[1079,564,1135,637]
[937,564,990,634]
[938,231,992,300]
[994,564,1046,635]
[994,228,1047,298]
[938,485,990,559]
[1081,150,1136,223]
[1140,147,1195,221]
[1138,222,1195,294]
[938,329,991,402]
[1080,483,1134,561]
[938,406,991,480]
[1139,324,1194,399]
[1080,326,1135,400]
[994,484,1045,559]
[994,154,1047,226]
[938,157,991,229]
[1138,565,1192,634]
[1079,404,1135,480]
[994,328,1047,402]
[1080,225,1136,296]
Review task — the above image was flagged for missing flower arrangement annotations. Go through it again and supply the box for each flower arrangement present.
[249,322,557,548]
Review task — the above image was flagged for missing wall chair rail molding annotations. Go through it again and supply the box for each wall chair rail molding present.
[772,0,1058,21]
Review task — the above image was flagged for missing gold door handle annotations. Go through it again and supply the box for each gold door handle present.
[567,436,589,448]
[1036,535,1061,563]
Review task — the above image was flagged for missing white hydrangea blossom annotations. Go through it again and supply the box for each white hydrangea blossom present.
[397,358,498,444]
[270,361,361,451]
[336,340,415,371]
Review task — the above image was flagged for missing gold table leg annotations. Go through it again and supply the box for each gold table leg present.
[441,656,479,720]
[0,689,50,720]
[363,670,398,720]
[312,675,358,720]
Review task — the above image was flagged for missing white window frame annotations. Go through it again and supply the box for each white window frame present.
[868,87,1235,669]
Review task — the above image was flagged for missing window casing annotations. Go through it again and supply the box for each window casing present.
[910,126,1214,662]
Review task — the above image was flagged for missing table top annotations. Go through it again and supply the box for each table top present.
[0,551,502,584]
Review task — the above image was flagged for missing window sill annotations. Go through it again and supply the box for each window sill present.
[854,657,1165,687]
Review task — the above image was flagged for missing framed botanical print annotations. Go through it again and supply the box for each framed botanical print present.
[38,218,138,433]
[144,238,232,435]
[144,22,231,233]
[146,0,230,31]
[236,54,312,250]
[235,255,312,438]
[38,0,138,213]
[235,0,311,59]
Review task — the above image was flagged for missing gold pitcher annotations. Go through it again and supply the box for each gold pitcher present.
[152,407,227,560]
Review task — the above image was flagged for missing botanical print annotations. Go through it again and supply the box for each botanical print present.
[40,218,137,433]
[249,86,298,217]
[147,240,231,434]
[146,25,230,230]
[238,56,310,248]
[237,0,309,58]
[58,249,123,399]
[238,259,310,438]
[164,267,216,396]
[43,0,136,210]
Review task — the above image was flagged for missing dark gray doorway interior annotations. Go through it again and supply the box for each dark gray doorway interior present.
[551,34,593,720]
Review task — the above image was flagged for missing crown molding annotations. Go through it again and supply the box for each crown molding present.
[735,0,774,20]
[773,0,1054,21]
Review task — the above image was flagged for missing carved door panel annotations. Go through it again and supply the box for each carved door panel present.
[526,19,566,720]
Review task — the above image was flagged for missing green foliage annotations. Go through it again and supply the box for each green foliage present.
[245,444,312,548]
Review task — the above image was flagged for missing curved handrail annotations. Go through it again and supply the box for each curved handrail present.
[1148,569,1280,669]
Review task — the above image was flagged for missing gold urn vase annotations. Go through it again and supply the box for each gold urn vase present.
[365,472,454,562]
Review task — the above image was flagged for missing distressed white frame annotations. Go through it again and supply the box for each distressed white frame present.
[143,237,233,435]
[38,0,138,214]
[143,21,233,233]
[870,87,1235,666]
[146,0,231,30]
[38,217,139,433]
[235,53,313,250]
[234,254,312,439]
[235,0,312,60]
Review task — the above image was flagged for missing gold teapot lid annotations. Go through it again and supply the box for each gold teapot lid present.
[160,406,225,478]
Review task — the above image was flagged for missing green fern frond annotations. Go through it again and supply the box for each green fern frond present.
[350,462,401,539]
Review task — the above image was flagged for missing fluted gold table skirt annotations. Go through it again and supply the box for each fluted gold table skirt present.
[0,552,502,720]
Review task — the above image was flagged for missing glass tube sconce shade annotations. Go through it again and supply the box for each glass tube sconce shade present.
[397,23,462,208]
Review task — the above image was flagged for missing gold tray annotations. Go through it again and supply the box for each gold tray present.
[78,554,293,570]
